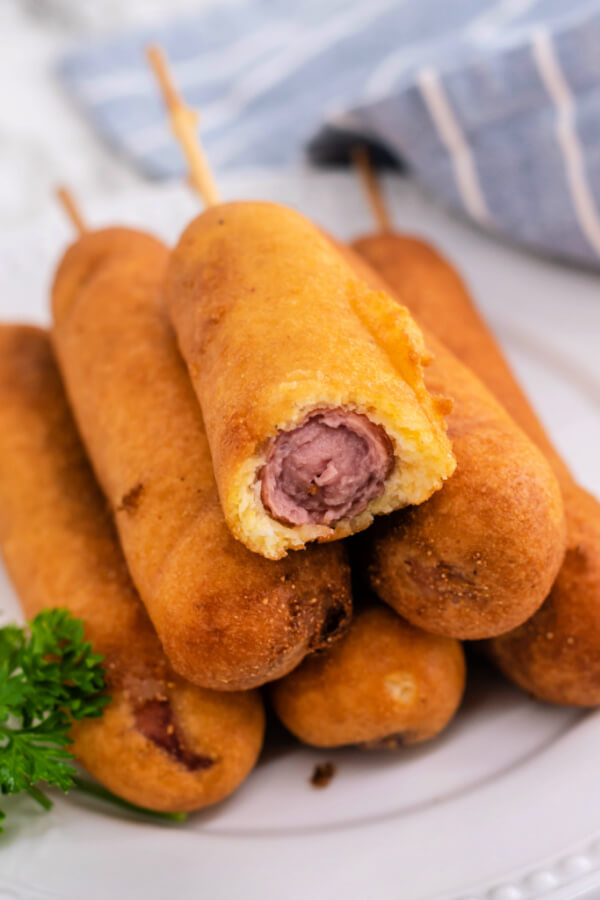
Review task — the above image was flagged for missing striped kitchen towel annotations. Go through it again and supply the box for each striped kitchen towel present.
[60,0,600,266]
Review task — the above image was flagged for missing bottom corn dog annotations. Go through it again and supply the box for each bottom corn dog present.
[353,232,600,705]
[0,324,265,812]
[271,605,465,748]
[490,486,600,705]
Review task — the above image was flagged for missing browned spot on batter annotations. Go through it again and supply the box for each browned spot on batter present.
[117,482,144,513]
[406,558,478,600]
[360,731,417,749]
[310,762,336,788]
[317,601,350,645]
[135,699,214,771]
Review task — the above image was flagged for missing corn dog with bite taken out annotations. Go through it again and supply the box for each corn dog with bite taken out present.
[165,202,455,560]
[146,51,454,561]
[0,325,264,812]
[51,223,351,692]
[271,604,465,748]
[352,169,600,704]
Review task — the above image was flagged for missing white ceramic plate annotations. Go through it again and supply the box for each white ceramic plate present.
[1,170,600,900]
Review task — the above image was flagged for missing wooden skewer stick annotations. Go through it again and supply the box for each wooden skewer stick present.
[56,185,87,237]
[146,44,221,208]
[352,145,393,234]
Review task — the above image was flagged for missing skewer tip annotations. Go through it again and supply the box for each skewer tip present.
[352,145,393,235]
[146,45,180,114]
[145,43,220,208]
[55,185,87,237]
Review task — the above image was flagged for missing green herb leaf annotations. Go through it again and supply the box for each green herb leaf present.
[0,609,109,831]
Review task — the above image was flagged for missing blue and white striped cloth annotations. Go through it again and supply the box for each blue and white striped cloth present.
[60,0,600,266]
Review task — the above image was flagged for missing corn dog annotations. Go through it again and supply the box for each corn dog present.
[0,324,265,812]
[334,243,565,639]
[271,605,465,748]
[165,202,456,560]
[51,227,351,691]
[147,53,454,562]
[353,230,600,705]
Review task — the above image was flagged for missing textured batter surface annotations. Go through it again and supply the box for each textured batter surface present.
[0,325,265,812]
[341,244,566,640]
[51,228,351,691]
[354,233,600,704]
[271,605,465,747]
[165,202,455,559]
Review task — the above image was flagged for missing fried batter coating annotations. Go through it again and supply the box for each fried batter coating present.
[165,203,455,559]
[51,228,351,691]
[271,605,465,747]
[339,243,566,639]
[0,325,264,812]
[353,233,600,704]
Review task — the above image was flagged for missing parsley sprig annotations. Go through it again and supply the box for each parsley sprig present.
[0,609,185,830]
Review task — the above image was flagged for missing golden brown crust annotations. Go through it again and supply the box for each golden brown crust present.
[270,606,465,747]
[339,243,566,639]
[490,485,600,704]
[352,235,564,469]
[353,233,600,704]
[0,325,264,811]
[367,330,566,638]
[165,202,455,559]
[51,229,351,691]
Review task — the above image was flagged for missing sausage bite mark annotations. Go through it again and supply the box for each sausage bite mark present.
[261,409,394,527]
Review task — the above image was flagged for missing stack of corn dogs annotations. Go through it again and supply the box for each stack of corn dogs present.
[0,50,598,818]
